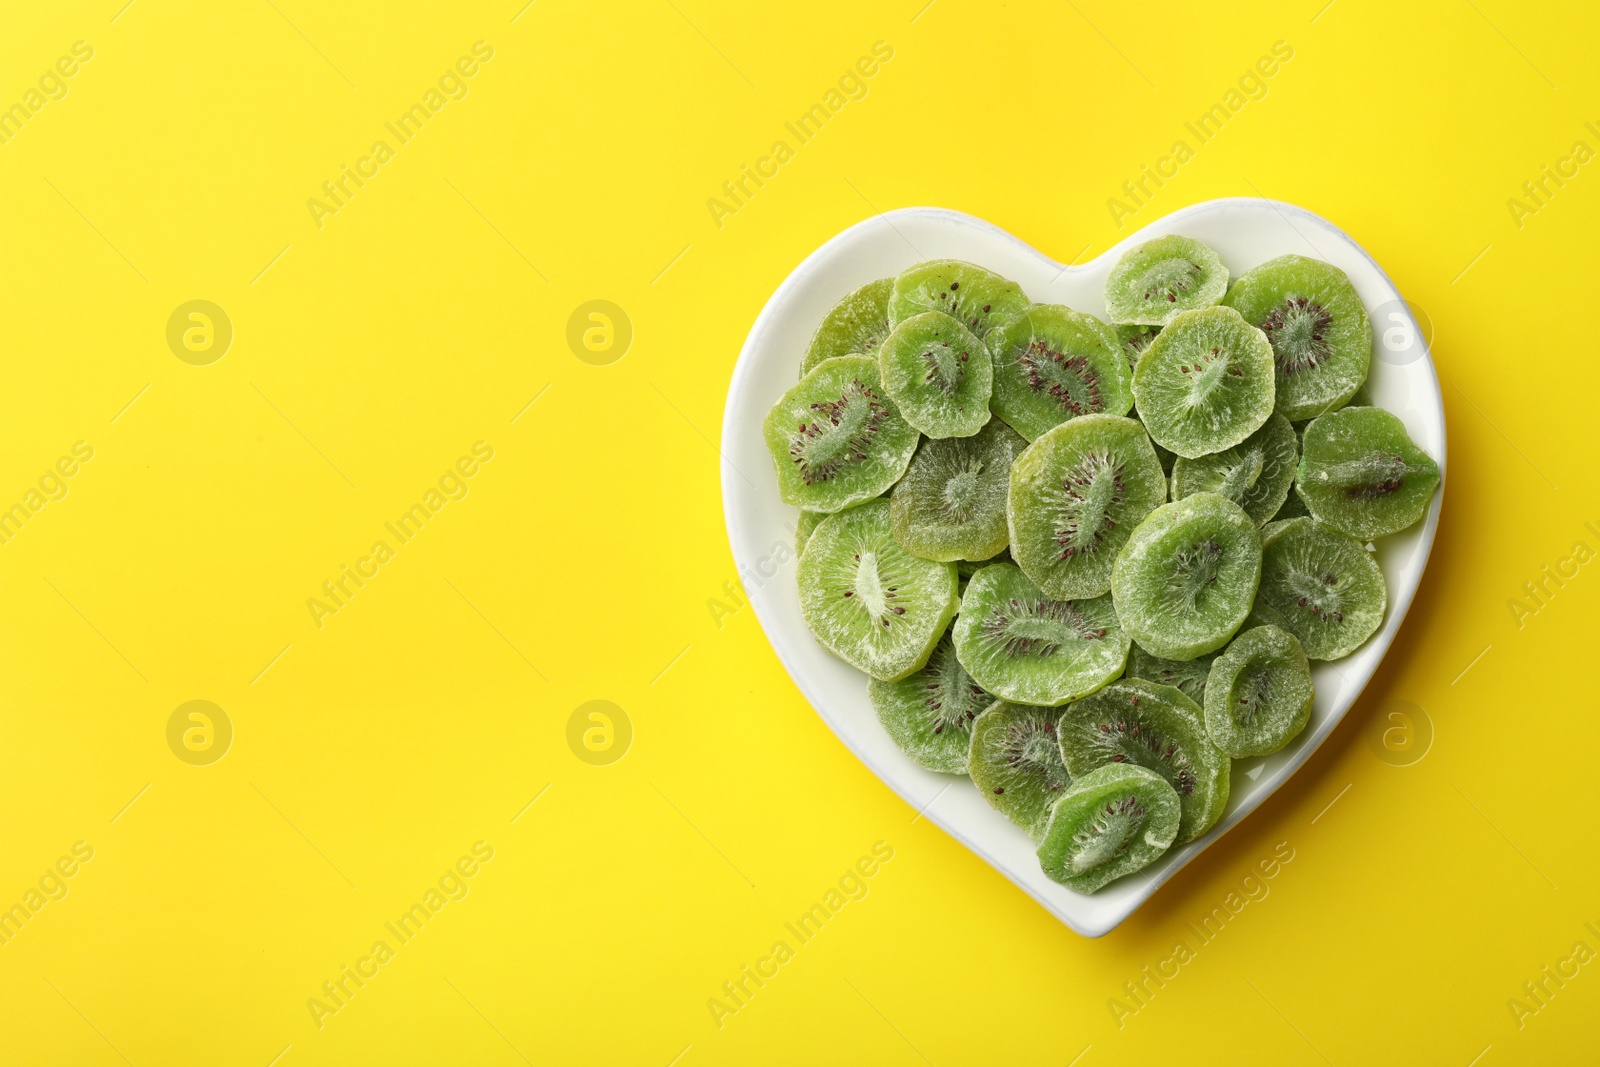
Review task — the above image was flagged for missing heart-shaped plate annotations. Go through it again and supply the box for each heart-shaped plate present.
[721,199,1445,936]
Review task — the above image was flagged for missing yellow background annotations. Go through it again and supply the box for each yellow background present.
[0,0,1595,1063]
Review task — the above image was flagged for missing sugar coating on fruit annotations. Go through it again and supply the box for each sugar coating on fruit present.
[1036,763,1180,893]
[878,311,993,439]
[1111,494,1262,661]
[1008,414,1165,600]
[968,702,1072,839]
[888,260,1029,339]
[797,500,957,681]
[1104,235,1228,326]
[1249,517,1385,660]
[802,277,894,377]
[763,356,920,511]
[952,562,1129,706]
[1296,406,1440,540]
[986,305,1132,442]
[891,420,1025,563]
[868,634,989,773]
[1131,306,1276,459]
[1058,679,1229,844]
[1170,413,1298,525]
[1202,625,1313,757]
[1220,254,1372,420]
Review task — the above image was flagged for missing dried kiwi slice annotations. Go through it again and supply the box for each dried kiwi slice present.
[1126,645,1218,705]
[868,631,989,773]
[1170,413,1298,525]
[1220,255,1371,421]
[878,311,993,438]
[764,356,920,513]
[1111,494,1262,661]
[1203,625,1313,757]
[1249,517,1385,660]
[891,420,1026,562]
[1008,414,1166,599]
[889,260,1029,338]
[1037,764,1179,893]
[797,500,958,681]
[952,562,1129,707]
[1132,306,1276,460]
[986,305,1133,441]
[801,278,893,377]
[1058,679,1229,844]
[967,701,1071,839]
[1296,406,1440,540]
[1116,323,1162,371]
[795,510,824,555]
[1104,235,1228,326]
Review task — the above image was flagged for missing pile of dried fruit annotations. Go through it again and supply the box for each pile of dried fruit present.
[764,237,1440,893]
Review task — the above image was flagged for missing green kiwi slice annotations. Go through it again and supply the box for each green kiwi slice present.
[1170,413,1298,525]
[1058,679,1230,844]
[1249,517,1386,660]
[1202,625,1314,757]
[1296,406,1440,540]
[801,278,893,377]
[1111,494,1262,661]
[877,311,993,439]
[1220,255,1372,421]
[1131,306,1276,460]
[891,420,1026,562]
[868,630,990,773]
[797,500,958,681]
[952,562,1129,707]
[1126,645,1219,705]
[1007,414,1166,599]
[795,510,824,555]
[1037,763,1180,893]
[1104,235,1228,326]
[967,701,1071,839]
[986,305,1133,441]
[1115,323,1162,371]
[763,355,920,513]
[889,260,1029,339]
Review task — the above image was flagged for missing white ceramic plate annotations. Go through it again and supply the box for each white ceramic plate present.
[721,199,1445,937]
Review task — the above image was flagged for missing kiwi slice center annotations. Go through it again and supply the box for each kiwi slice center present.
[1259,296,1333,375]
[1168,537,1228,611]
[1283,566,1346,624]
[790,378,886,484]
[1216,448,1266,502]
[1323,453,1411,499]
[1090,711,1198,796]
[940,461,984,522]
[980,597,1107,657]
[1001,719,1067,789]
[1137,259,1201,306]
[1070,794,1147,873]
[1235,668,1276,724]
[1056,451,1125,558]
[921,340,969,396]
[926,652,985,734]
[845,549,903,627]
[1180,346,1237,406]
[1021,341,1104,415]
